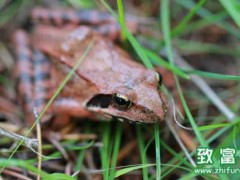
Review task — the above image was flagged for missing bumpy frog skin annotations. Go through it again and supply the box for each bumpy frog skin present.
[14,8,168,124]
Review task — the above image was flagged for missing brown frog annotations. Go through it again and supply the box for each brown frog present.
[13,7,168,124]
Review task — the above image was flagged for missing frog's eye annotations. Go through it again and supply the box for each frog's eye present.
[156,72,163,86]
[113,93,132,109]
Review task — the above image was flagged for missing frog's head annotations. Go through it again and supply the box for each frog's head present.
[86,70,168,123]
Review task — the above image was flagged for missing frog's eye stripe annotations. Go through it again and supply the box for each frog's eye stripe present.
[86,94,112,108]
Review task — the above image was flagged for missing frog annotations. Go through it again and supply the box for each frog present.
[13,7,168,124]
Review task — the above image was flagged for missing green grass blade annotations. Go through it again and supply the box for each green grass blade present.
[161,0,174,65]
[100,0,153,68]
[161,141,193,178]
[136,125,149,180]
[162,163,194,178]
[154,123,161,180]
[183,69,240,80]
[161,0,207,147]
[144,48,189,79]
[100,123,111,180]
[199,123,232,131]
[117,0,126,41]
[219,0,240,28]
[75,149,85,171]
[0,159,53,179]
[176,39,240,56]
[0,0,23,26]
[173,78,228,179]
[45,173,76,180]
[115,164,155,178]
[109,122,123,179]
[199,117,240,131]
[175,0,240,39]
[172,0,206,37]
[175,76,208,147]
[74,128,93,171]
[174,11,227,36]
[67,0,94,8]
[0,75,12,87]
[66,141,94,151]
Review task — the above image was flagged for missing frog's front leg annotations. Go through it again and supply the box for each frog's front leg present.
[14,30,53,124]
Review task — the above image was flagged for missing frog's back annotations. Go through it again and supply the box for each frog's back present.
[33,25,146,92]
